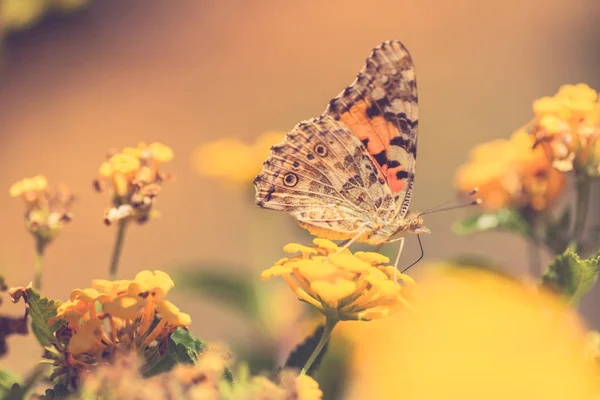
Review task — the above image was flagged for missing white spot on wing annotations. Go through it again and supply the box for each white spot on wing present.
[371,86,386,100]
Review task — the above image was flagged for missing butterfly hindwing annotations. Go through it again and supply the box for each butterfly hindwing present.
[254,116,397,241]
[326,40,418,218]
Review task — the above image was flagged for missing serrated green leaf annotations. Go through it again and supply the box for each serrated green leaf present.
[176,269,260,317]
[168,327,205,364]
[541,249,600,304]
[143,328,205,377]
[25,288,62,346]
[453,209,530,237]
[284,325,327,377]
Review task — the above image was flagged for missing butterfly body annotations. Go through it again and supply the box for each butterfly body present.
[254,40,427,245]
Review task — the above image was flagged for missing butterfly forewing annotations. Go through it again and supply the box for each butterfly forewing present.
[326,40,418,218]
[254,40,418,244]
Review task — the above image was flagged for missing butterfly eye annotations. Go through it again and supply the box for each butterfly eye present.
[314,144,328,157]
[283,173,298,187]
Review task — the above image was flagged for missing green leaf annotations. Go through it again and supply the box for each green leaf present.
[453,209,530,237]
[168,327,205,364]
[284,325,327,377]
[9,286,63,347]
[176,269,259,317]
[25,288,63,347]
[143,328,205,377]
[541,248,600,304]
[0,369,20,396]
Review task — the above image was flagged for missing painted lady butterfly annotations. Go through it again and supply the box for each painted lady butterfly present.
[254,40,428,250]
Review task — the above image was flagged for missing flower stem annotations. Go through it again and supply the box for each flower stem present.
[109,219,128,279]
[301,317,338,376]
[527,236,542,277]
[33,237,45,291]
[569,179,591,252]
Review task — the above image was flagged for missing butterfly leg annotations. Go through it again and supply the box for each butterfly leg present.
[335,229,367,254]
[384,236,405,282]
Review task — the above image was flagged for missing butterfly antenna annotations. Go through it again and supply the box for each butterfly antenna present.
[402,234,424,274]
[420,187,480,216]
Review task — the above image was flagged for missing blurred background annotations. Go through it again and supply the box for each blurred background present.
[0,0,599,392]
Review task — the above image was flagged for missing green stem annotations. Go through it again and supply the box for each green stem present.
[33,237,45,291]
[301,317,338,376]
[569,179,591,252]
[109,220,129,280]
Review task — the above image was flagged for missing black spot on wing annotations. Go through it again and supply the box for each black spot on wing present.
[396,171,413,180]
[390,136,417,156]
[366,103,381,118]
[372,150,387,168]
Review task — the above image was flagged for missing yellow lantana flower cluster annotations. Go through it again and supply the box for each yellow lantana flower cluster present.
[192,131,285,184]
[95,142,173,225]
[456,129,565,211]
[531,83,600,175]
[261,239,415,321]
[46,270,190,379]
[9,175,74,245]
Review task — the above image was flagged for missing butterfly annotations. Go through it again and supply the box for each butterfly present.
[254,40,429,255]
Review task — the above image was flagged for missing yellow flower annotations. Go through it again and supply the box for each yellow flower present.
[262,239,414,321]
[456,129,565,211]
[347,266,599,400]
[148,142,174,163]
[9,176,74,249]
[48,270,190,375]
[9,175,47,197]
[530,83,600,175]
[131,270,174,297]
[191,131,285,184]
[67,319,106,356]
[95,142,173,225]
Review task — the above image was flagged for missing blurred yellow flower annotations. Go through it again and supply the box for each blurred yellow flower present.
[9,175,74,247]
[531,83,600,175]
[192,131,285,184]
[50,270,190,361]
[1,0,91,32]
[347,266,598,400]
[95,142,173,225]
[262,239,415,321]
[9,175,47,197]
[456,129,565,211]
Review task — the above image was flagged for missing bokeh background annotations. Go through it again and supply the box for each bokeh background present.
[0,0,599,387]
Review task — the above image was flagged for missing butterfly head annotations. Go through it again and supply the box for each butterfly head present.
[399,212,431,235]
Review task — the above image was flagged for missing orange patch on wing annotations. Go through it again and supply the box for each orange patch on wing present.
[388,166,405,193]
[339,101,397,156]
[339,100,408,194]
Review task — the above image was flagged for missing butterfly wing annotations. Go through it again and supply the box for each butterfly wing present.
[254,40,418,243]
[254,116,397,242]
[326,40,418,219]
